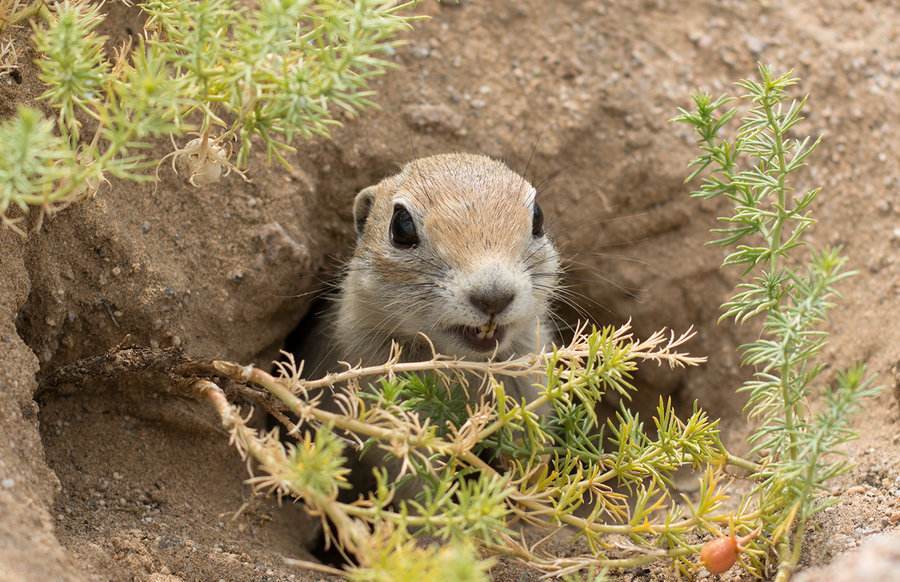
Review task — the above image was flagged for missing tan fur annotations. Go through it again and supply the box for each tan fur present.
[312,153,560,402]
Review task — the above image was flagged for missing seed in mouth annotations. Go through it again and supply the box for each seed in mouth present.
[477,320,498,339]
[451,322,507,352]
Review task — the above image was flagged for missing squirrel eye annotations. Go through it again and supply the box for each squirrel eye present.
[390,205,419,248]
[532,202,544,237]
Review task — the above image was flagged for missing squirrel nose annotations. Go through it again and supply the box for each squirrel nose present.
[469,290,515,316]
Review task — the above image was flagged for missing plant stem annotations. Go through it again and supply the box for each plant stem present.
[483,540,700,573]
[725,452,761,473]
[196,379,370,556]
[212,360,496,471]
[761,79,799,465]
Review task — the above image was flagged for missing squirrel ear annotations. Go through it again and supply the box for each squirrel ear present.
[353,186,376,238]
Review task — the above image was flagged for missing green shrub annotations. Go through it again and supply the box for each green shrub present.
[0,0,416,233]
[675,64,878,580]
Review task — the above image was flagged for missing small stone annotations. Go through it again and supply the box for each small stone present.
[256,223,309,266]
[402,103,464,135]
[745,34,767,55]
[689,31,713,49]
[141,222,151,234]
[890,511,900,525]
[890,227,900,244]
[1,478,14,489]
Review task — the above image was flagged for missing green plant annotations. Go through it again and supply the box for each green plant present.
[0,0,416,233]
[195,323,756,579]
[675,64,878,580]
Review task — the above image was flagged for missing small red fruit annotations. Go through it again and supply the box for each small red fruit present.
[700,527,760,575]
[700,535,739,574]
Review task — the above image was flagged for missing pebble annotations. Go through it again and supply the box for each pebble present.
[402,103,464,135]
[410,45,430,59]
[1,478,14,489]
[745,34,767,55]
[691,33,713,49]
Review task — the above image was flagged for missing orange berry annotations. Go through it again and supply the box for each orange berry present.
[700,535,739,574]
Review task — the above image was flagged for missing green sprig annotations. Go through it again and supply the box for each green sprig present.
[1,0,418,233]
[675,64,879,580]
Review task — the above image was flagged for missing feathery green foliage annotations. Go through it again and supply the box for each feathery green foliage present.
[205,324,740,579]
[34,0,108,145]
[348,534,492,582]
[0,0,417,232]
[675,64,878,580]
[0,106,79,234]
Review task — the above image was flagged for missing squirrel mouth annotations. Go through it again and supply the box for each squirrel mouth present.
[450,320,507,353]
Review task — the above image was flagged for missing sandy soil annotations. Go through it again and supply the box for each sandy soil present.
[1,0,898,580]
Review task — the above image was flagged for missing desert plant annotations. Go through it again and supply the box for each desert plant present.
[195,322,758,579]
[0,0,416,233]
[675,64,878,580]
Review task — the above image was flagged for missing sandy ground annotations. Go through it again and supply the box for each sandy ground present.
[1,0,898,580]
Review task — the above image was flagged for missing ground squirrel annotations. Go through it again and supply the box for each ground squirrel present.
[301,153,560,402]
